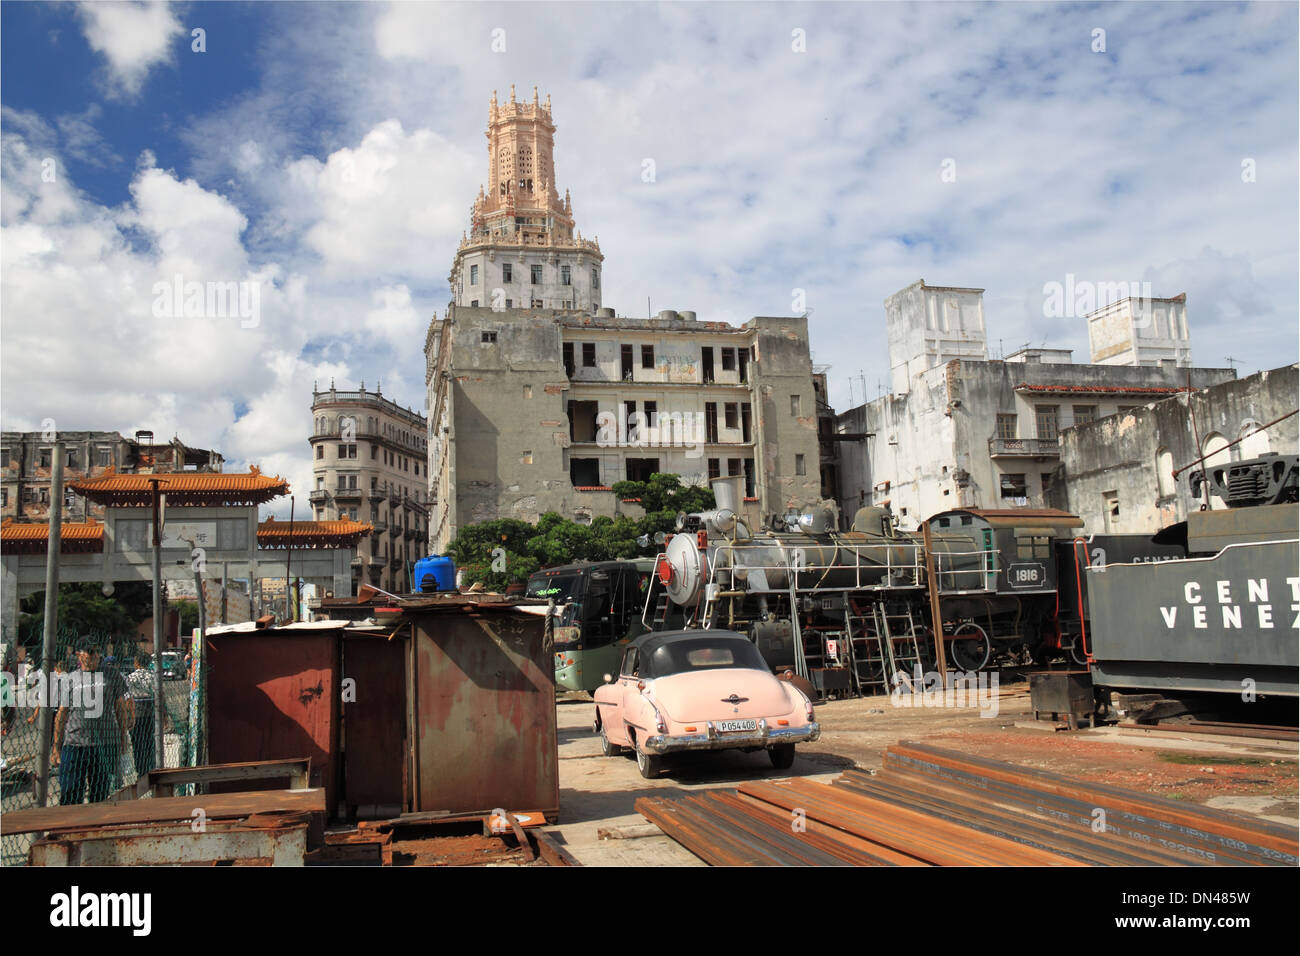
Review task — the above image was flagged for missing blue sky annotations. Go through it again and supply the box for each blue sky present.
[2,1,1297,517]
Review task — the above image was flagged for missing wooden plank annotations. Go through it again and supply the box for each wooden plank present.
[3,788,325,835]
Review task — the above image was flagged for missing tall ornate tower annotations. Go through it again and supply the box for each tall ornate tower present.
[449,87,603,312]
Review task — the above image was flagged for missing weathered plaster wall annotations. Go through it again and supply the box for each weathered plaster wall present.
[1055,364,1298,534]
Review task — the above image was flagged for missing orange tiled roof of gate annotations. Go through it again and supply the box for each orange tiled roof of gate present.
[257,517,373,547]
[1,519,105,541]
[70,466,289,504]
[1,520,105,553]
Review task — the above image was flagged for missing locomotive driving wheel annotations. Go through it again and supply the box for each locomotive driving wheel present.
[948,621,992,672]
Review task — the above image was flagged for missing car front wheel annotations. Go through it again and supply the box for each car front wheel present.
[636,744,663,779]
[769,744,796,769]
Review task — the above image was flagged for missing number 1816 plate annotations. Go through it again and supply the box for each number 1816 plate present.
[717,719,757,733]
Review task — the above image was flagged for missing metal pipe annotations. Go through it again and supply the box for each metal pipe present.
[150,478,165,769]
[35,447,63,807]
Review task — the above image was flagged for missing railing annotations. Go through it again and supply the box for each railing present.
[334,487,362,500]
[308,489,330,503]
[988,437,1060,457]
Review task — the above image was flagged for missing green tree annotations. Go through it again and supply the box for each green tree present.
[19,582,139,641]
[446,474,716,590]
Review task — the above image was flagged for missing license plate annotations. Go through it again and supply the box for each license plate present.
[716,719,757,733]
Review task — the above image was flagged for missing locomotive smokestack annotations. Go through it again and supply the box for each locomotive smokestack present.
[710,475,743,513]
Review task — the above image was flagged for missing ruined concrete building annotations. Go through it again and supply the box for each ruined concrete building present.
[1052,364,1298,534]
[309,383,428,593]
[425,91,822,554]
[1,430,223,524]
[836,280,1237,529]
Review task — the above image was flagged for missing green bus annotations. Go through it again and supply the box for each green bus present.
[526,559,654,693]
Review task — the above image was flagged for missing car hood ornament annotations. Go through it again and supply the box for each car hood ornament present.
[721,694,749,704]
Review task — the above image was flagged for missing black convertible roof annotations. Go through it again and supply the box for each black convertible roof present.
[628,629,751,657]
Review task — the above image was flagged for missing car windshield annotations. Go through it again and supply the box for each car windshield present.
[647,637,769,678]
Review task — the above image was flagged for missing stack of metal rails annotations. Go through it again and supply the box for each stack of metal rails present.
[637,742,1298,866]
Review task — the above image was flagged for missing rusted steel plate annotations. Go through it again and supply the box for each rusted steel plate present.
[343,635,408,810]
[411,609,558,819]
[740,779,1083,866]
[886,742,1297,865]
[833,771,1210,866]
[533,829,581,867]
[637,797,795,866]
[3,789,325,835]
[877,762,1266,867]
[704,791,904,866]
[30,818,307,866]
[207,632,340,814]
[729,792,928,867]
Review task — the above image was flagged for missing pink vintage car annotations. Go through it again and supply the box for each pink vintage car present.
[592,629,820,778]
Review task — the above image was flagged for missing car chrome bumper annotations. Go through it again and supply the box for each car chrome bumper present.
[643,720,820,754]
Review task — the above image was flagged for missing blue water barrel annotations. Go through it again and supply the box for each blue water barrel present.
[414,555,457,593]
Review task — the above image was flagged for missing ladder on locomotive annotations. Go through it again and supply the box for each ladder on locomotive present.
[844,597,925,695]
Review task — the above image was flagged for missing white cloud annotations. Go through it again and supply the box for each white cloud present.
[76,0,184,98]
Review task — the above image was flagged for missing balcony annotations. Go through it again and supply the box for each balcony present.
[370,517,388,533]
[988,437,1060,458]
[309,489,330,504]
[334,486,363,501]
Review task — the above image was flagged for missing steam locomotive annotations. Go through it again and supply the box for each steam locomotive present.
[639,459,1289,701]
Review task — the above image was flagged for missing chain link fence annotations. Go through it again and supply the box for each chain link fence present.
[1,622,204,866]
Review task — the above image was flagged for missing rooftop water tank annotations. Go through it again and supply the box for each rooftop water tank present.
[413,555,457,593]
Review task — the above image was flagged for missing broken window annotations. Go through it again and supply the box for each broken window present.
[562,342,575,377]
[621,345,634,380]
[721,348,736,371]
[999,473,1027,500]
[705,402,719,444]
[641,345,655,368]
[582,343,596,367]
[569,400,599,442]
[626,458,660,482]
[701,348,715,384]
[738,350,749,383]
[741,403,752,442]
[570,457,601,486]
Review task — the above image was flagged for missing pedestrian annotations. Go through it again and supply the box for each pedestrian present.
[126,653,156,776]
[55,645,131,804]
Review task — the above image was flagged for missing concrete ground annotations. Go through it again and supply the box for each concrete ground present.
[544,680,1299,866]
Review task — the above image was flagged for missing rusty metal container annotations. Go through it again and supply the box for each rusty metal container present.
[206,623,343,814]
[402,597,558,820]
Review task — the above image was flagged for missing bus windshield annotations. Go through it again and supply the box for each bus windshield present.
[526,572,584,604]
